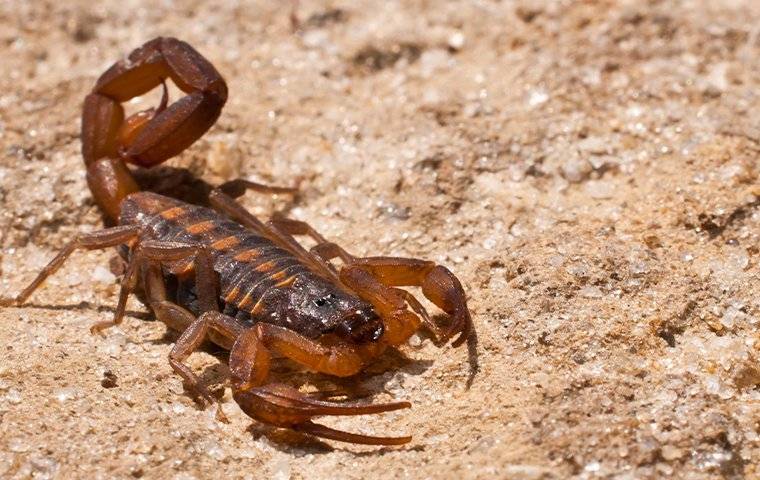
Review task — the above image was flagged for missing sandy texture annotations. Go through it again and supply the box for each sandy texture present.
[1,1,760,478]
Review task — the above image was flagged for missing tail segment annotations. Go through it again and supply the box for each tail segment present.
[81,37,227,220]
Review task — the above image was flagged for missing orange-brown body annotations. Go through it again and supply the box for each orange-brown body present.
[1,37,472,445]
[120,192,387,349]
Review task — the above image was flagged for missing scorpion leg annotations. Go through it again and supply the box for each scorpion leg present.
[168,311,410,444]
[206,186,298,242]
[207,188,271,234]
[267,215,346,277]
[216,178,298,199]
[164,310,246,406]
[89,37,227,168]
[207,189,338,281]
[91,240,235,416]
[205,182,356,284]
[163,308,243,410]
[90,240,217,333]
[0,225,141,307]
[140,263,236,420]
[264,217,466,345]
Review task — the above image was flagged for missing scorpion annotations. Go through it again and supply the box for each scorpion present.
[1,37,472,445]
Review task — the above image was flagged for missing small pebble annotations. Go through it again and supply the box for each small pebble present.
[661,445,683,461]
[101,370,118,389]
[448,31,465,50]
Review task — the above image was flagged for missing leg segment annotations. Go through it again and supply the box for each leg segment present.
[207,188,271,234]
[90,240,218,333]
[205,182,348,283]
[207,189,338,281]
[309,242,353,264]
[165,310,244,405]
[141,265,235,420]
[265,216,472,347]
[267,215,347,277]
[0,225,140,307]
[216,179,297,199]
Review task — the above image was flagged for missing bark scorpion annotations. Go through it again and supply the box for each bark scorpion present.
[2,37,473,445]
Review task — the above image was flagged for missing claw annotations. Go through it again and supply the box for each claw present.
[0,297,16,307]
[233,383,411,445]
[339,260,472,348]
[294,421,412,446]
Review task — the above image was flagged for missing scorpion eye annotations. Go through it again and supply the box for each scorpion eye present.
[314,293,336,307]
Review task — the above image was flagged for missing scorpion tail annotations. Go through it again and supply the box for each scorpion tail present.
[81,37,227,220]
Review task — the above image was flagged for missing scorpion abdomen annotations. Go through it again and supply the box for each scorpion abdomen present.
[119,191,374,339]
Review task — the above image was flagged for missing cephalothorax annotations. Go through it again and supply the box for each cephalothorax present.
[2,37,472,445]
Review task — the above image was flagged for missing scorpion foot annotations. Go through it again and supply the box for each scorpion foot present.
[0,297,18,307]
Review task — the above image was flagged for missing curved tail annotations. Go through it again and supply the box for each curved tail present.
[81,37,227,220]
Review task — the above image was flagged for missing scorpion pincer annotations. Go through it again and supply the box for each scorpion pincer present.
[1,37,473,445]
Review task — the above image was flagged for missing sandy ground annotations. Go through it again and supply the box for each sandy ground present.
[1,0,759,478]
